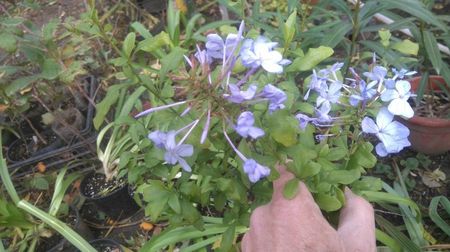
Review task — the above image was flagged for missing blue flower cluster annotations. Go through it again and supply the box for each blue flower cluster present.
[136,21,290,183]
[297,58,416,157]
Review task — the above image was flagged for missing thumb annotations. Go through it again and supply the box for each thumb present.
[337,188,376,252]
[272,163,295,198]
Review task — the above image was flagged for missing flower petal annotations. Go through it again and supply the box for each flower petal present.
[177,157,192,172]
[376,107,394,130]
[261,61,283,73]
[248,127,265,139]
[176,144,194,157]
[387,99,414,119]
[361,117,379,134]
[380,89,399,102]
[395,80,411,95]
[375,142,388,157]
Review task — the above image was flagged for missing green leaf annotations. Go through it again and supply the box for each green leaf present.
[283,9,297,46]
[376,215,421,252]
[321,22,352,48]
[296,160,321,179]
[0,33,17,53]
[383,0,447,31]
[181,199,202,227]
[42,19,59,41]
[167,0,180,45]
[287,46,334,72]
[123,32,136,58]
[131,21,152,39]
[18,201,96,252]
[326,147,347,161]
[423,31,443,75]
[391,39,419,56]
[2,17,25,26]
[141,223,248,252]
[93,84,123,129]
[324,169,360,185]
[379,29,391,47]
[429,196,450,236]
[41,58,61,80]
[266,110,298,147]
[315,193,342,212]
[283,178,299,199]
[219,225,235,252]
[375,228,402,252]
[5,76,40,96]
[168,193,181,214]
[142,181,170,220]
[138,32,170,53]
[160,47,186,80]
[351,176,383,192]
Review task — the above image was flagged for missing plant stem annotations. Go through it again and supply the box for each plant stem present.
[343,0,361,78]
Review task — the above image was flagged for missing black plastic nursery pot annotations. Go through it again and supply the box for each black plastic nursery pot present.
[6,76,98,178]
[80,172,140,220]
[37,205,94,252]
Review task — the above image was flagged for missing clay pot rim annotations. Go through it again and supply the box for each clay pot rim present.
[407,75,450,127]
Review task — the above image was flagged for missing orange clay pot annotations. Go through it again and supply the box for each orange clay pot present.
[399,75,450,155]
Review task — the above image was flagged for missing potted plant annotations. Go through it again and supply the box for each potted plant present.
[400,75,450,154]
[79,102,142,220]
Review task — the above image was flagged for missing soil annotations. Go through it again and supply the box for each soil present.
[36,211,79,252]
[92,244,122,252]
[370,148,450,243]
[22,0,86,30]
[412,91,450,119]
[7,131,61,162]
[81,173,127,198]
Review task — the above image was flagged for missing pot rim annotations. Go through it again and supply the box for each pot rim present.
[407,75,450,127]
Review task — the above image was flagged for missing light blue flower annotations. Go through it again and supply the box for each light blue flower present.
[194,48,212,65]
[380,80,414,118]
[224,84,257,103]
[240,36,291,73]
[364,66,387,82]
[295,113,312,130]
[162,131,194,172]
[295,102,332,130]
[315,102,332,123]
[148,130,167,149]
[261,84,287,112]
[316,81,342,108]
[392,68,416,79]
[243,159,271,183]
[234,111,265,139]
[205,33,241,60]
[361,107,410,156]
[349,80,377,107]
[320,62,344,76]
[304,69,328,100]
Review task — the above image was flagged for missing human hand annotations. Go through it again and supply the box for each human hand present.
[241,165,376,252]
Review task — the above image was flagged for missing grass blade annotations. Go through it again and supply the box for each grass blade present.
[429,196,450,236]
[376,215,421,252]
[423,31,443,75]
[17,200,96,252]
[375,228,401,252]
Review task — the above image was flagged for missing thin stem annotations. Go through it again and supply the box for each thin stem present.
[178,119,200,145]
[343,0,361,78]
[223,127,246,161]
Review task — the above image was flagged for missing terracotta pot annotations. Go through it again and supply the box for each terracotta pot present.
[400,75,450,155]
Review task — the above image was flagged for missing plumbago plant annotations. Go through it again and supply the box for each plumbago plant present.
[133,20,419,247]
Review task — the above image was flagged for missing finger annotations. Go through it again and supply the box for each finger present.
[337,188,376,252]
[272,164,295,197]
